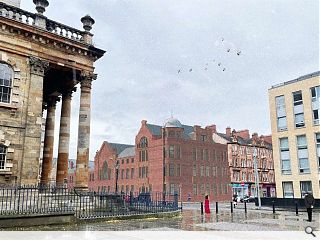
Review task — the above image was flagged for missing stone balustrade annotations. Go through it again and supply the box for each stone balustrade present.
[46,19,84,42]
[0,2,86,44]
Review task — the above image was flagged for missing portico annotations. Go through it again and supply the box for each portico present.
[0,0,105,188]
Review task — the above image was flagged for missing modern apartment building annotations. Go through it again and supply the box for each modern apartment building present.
[269,71,320,198]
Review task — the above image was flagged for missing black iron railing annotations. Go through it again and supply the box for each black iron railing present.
[0,185,179,219]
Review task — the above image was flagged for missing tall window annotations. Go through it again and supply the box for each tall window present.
[169,145,174,158]
[276,95,287,131]
[297,135,310,174]
[170,184,175,195]
[169,164,174,176]
[206,166,210,177]
[0,63,13,104]
[192,148,196,161]
[300,181,312,198]
[176,146,181,159]
[280,138,291,174]
[139,137,148,161]
[193,184,197,195]
[193,165,197,176]
[311,86,320,125]
[126,168,130,179]
[316,133,320,172]
[0,145,6,169]
[102,161,108,180]
[204,149,209,161]
[282,181,294,198]
[177,164,181,177]
[200,165,204,177]
[293,91,305,128]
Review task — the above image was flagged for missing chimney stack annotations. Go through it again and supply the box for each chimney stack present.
[207,124,217,133]
[226,127,231,137]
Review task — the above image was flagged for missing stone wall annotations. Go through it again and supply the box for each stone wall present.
[0,51,31,184]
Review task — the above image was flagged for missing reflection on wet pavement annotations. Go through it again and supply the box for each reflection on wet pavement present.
[2,209,319,231]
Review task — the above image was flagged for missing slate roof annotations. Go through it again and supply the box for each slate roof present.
[107,142,134,155]
[118,147,135,158]
[146,123,195,139]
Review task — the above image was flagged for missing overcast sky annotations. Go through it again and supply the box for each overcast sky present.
[21,0,319,160]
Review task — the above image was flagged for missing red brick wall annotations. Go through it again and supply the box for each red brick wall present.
[86,121,232,202]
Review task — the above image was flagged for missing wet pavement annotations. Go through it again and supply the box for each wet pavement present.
[3,203,319,231]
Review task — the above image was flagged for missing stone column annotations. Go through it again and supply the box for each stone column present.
[56,89,73,185]
[40,97,57,185]
[75,72,96,190]
[20,57,49,185]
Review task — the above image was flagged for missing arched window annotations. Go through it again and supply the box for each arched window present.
[139,137,148,162]
[0,63,13,104]
[0,145,7,170]
[139,137,148,148]
[102,161,108,180]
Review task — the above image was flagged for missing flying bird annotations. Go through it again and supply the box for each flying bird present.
[177,69,181,74]
[218,63,221,67]
[237,51,241,56]
[189,68,193,72]
[204,68,208,71]
[223,68,226,71]
[227,49,231,52]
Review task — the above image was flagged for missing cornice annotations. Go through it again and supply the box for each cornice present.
[0,16,105,61]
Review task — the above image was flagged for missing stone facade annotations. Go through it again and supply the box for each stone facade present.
[89,119,232,202]
[0,2,104,185]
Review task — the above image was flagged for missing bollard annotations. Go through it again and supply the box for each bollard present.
[216,201,219,214]
[244,201,247,213]
[272,201,275,214]
[295,202,298,215]
[231,201,233,213]
[201,202,204,215]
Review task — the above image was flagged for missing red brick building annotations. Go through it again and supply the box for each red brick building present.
[213,127,276,198]
[89,118,232,202]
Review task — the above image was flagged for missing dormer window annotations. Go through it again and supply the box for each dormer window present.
[201,135,207,141]
[0,63,13,104]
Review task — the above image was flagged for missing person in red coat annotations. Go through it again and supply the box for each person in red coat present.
[204,195,211,214]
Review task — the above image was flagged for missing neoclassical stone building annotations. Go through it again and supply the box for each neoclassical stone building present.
[0,0,105,187]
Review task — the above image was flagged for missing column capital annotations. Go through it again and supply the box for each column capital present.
[29,57,49,76]
[61,87,77,99]
[45,96,60,108]
[80,71,97,89]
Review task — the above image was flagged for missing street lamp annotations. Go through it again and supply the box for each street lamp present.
[115,160,120,194]
[253,147,261,209]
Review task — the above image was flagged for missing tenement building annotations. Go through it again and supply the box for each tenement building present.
[0,0,105,187]
[269,71,320,198]
[213,127,275,198]
[89,118,232,202]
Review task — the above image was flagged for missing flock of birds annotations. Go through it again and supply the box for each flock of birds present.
[177,37,242,74]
